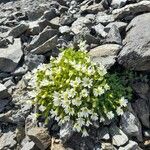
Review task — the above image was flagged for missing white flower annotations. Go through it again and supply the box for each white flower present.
[93,86,104,97]
[86,120,92,126]
[82,77,93,88]
[40,79,49,87]
[77,118,85,126]
[70,77,81,87]
[74,64,82,71]
[73,123,82,132]
[70,60,76,66]
[119,97,128,107]
[97,64,107,76]
[81,65,87,73]
[116,107,124,116]
[104,84,110,91]
[28,90,36,98]
[45,69,52,76]
[68,88,76,98]
[91,113,98,121]
[37,63,47,71]
[100,116,105,122]
[87,66,95,75]
[53,92,61,106]
[107,111,114,120]
[79,107,90,118]
[72,98,82,106]
[82,128,89,137]
[62,90,69,101]
[81,89,89,97]
[50,109,57,118]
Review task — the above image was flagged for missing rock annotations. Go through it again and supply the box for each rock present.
[143,129,150,138]
[21,141,38,150]
[132,99,150,128]
[89,44,122,57]
[60,14,76,26]
[80,2,104,14]
[0,38,8,48]
[27,127,51,150]
[93,23,107,38]
[26,28,58,51]
[105,25,122,45]
[0,131,17,150]
[97,127,110,140]
[28,21,40,35]
[0,99,10,113]
[120,111,143,141]
[118,140,142,150]
[0,38,23,72]
[0,83,10,99]
[105,22,127,33]
[49,17,60,29]
[118,13,150,71]
[59,26,70,34]
[25,54,45,71]
[113,1,150,20]
[89,44,122,69]
[31,35,58,54]
[8,22,29,38]
[42,9,58,21]
[132,82,149,99]
[111,0,127,9]
[109,125,128,147]
[71,16,92,34]
[96,12,114,25]
[60,122,74,143]
[101,142,117,150]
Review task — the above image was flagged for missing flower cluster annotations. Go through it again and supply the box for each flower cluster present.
[30,48,130,137]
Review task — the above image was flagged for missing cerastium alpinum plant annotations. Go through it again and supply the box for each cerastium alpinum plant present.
[28,47,132,137]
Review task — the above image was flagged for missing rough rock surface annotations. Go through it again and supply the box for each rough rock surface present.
[118,13,150,71]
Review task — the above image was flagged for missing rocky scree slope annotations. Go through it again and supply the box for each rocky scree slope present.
[0,0,150,149]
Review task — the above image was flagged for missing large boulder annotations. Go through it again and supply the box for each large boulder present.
[118,13,150,71]
[0,38,23,72]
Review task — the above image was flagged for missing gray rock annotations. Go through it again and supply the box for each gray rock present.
[71,16,92,34]
[143,129,150,138]
[118,13,150,71]
[0,83,10,99]
[0,38,23,72]
[0,38,8,48]
[42,9,58,21]
[60,122,74,143]
[89,44,121,69]
[97,127,110,140]
[25,54,45,71]
[105,25,122,45]
[111,0,127,9]
[101,142,117,150]
[93,23,107,38]
[119,140,142,150]
[113,1,150,20]
[0,99,10,113]
[26,28,58,51]
[109,125,128,147]
[27,127,51,150]
[0,131,17,150]
[96,12,114,25]
[8,23,29,38]
[105,22,127,33]
[28,21,40,35]
[59,26,70,34]
[31,35,58,54]
[132,99,150,128]
[120,111,143,141]
[49,17,60,29]
[21,141,38,150]
[60,14,76,26]
[132,82,149,99]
